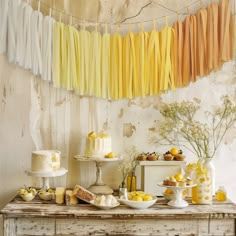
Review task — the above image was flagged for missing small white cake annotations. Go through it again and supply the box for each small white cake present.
[31,150,60,172]
[85,131,112,158]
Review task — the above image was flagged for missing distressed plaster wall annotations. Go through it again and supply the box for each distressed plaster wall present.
[0,0,236,215]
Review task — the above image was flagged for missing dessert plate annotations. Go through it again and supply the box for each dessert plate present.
[90,200,120,210]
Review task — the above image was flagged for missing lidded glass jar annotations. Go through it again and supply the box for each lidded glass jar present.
[216,186,227,201]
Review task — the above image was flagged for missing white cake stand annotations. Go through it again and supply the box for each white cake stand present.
[158,183,196,208]
[74,155,122,195]
[25,168,68,189]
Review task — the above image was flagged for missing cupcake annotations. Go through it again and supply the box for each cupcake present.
[147,152,159,161]
[136,153,147,161]
[174,154,185,161]
[164,153,174,161]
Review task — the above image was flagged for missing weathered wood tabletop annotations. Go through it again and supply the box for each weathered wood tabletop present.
[1,196,236,236]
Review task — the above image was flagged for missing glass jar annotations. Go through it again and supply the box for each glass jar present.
[119,187,128,199]
[192,161,212,204]
[216,186,227,201]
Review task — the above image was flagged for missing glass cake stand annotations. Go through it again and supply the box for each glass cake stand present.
[74,155,122,195]
[25,168,68,189]
[158,183,196,208]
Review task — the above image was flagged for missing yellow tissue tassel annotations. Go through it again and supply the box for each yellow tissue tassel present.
[73,28,80,92]
[110,33,122,99]
[65,25,77,91]
[79,29,90,95]
[101,32,110,99]
[52,22,64,88]
[182,15,190,87]
[90,31,101,97]
[135,31,149,97]
[147,29,161,95]
[159,25,175,92]
[122,32,136,99]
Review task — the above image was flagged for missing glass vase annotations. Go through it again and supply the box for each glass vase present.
[203,158,215,195]
[192,160,212,204]
[126,173,136,192]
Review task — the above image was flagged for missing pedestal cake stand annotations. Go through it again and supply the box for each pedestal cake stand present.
[25,168,68,189]
[158,183,196,208]
[74,155,122,195]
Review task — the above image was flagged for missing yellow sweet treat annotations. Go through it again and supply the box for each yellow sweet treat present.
[88,131,96,138]
[132,195,143,201]
[128,191,153,201]
[170,147,179,156]
[165,188,173,194]
[105,152,115,158]
[143,194,153,201]
[175,173,183,181]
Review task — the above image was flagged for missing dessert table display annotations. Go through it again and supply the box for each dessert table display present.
[1,194,236,236]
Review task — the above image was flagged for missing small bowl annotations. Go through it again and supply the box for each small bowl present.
[118,195,157,209]
[20,192,36,201]
[39,192,54,201]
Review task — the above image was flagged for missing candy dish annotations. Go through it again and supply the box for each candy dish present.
[38,188,55,201]
[18,187,37,202]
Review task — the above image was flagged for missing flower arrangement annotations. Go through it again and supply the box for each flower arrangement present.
[118,146,139,188]
[150,95,236,159]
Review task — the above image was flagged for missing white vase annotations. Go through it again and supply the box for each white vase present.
[204,158,216,195]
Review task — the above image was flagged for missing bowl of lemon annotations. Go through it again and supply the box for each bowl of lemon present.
[118,191,157,209]
[18,187,37,201]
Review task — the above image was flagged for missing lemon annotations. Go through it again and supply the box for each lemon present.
[132,195,143,201]
[88,131,96,138]
[175,173,183,181]
[105,152,115,158]
[170,147,179,156]
[136,191,145,197]
[143,194,153,201]
[165,188,173,194]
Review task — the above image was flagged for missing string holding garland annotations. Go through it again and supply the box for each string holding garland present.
[0,0,234,100]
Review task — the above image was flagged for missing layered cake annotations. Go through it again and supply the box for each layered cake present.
[85,131,112,158]
[31,150,60,172]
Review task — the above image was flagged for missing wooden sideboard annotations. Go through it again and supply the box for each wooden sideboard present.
[1,195,236,236]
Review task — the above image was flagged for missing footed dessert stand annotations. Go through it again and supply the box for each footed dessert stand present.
[74,155,122,195]
[158,183,196,208]
[25,168,68,189]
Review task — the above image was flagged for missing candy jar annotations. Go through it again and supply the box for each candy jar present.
[216,186,227,201]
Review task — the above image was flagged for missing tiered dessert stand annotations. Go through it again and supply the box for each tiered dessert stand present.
[158,183,196,208]
[74,155,122,195]
[25,168,68,189]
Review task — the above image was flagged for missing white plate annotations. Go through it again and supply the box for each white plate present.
[90,200,120,210]
[74,154,122,162]
[118,195,157,209]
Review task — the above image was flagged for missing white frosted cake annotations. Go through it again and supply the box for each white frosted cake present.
[85,131,112,158]
[31,150,60,172]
